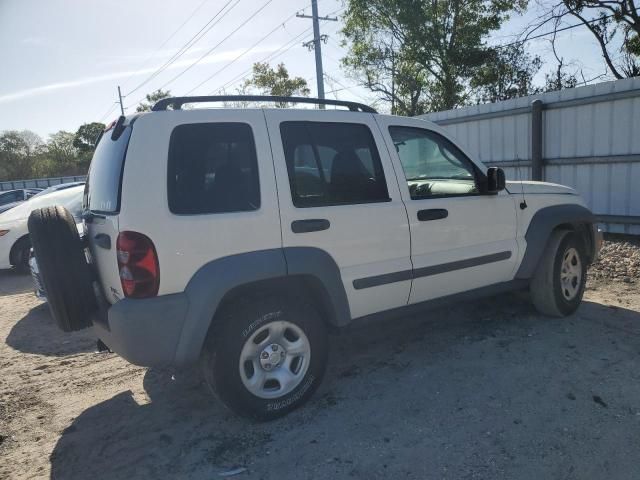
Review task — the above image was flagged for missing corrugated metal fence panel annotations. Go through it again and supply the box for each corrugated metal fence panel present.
[420,77,640,235]
[0,175,86,191]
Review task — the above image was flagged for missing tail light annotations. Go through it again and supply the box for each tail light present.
[116,231,159,298]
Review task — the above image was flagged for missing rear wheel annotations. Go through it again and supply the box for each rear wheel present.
[28,206,96,332]
[530,230,587,317]
[201,294,328,420]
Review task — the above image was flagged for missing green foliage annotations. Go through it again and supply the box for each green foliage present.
[243,63,310,106]
[136,89,172,112]
[0,124,106,181]
[73,122,105,153]
[471,44,542,102]
[0,131,44,181]
[341,0,528,115]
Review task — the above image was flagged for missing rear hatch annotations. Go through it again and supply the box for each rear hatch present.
[84,120,133,304]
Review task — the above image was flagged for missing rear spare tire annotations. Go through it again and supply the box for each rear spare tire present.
[28,206,96,332]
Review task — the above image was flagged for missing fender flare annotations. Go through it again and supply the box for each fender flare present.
[174,247,350,365]
[515,204,595,280]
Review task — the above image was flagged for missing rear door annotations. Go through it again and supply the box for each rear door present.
[84,123,132,303]
[265,110,411,319]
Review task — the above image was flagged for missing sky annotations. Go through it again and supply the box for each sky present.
[0,0,613,139]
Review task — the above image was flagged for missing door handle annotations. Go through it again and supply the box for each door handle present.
[93,233,111,250]
[417,209,448,221]
[291,219,330,233]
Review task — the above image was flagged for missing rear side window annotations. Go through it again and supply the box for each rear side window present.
[168,123,260,214]
[280,122,389,207]
[86,126,132,213]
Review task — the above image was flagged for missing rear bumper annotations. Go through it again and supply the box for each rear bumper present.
[92,293,189,368]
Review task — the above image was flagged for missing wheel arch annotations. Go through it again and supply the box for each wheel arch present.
[515,204,596,280]
[9,233,30,266]
[174,247,350,366]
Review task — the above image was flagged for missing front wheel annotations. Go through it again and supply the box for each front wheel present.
[530,230,587,317]
[201,294,328,420]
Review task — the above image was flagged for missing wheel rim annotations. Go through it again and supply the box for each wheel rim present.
[239,320,311,399]
[560,247,582,301]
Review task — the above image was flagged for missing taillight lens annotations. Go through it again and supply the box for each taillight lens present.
[116,231,159,298]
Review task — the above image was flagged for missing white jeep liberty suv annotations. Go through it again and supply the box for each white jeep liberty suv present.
[29,96,601,420]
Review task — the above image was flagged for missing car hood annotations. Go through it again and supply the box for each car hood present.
[505,181,577,195]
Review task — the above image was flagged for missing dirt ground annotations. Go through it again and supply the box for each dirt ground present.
[1,267,640,479]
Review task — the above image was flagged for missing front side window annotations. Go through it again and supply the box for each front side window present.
[280,122,389,207]
[389,126,479,199]
[168,123,260,214]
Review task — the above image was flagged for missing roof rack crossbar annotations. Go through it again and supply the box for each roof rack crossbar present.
[151,95,377,113]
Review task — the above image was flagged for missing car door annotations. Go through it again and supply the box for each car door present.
[375,116,519,304]
[265,110,411,319]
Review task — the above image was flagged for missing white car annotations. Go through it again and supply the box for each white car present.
[0,185,84,271]
[29,96,601,420]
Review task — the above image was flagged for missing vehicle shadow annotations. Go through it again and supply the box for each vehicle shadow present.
[5,303,95,356]
[0,268,33,296]
[48,294,640,480]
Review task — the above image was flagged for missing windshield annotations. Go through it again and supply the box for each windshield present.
[0,185,84,223]
[86,125,132,214]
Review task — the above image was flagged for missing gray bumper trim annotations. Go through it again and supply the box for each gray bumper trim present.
[92,293,189,368]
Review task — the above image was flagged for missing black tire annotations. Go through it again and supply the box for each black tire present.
[28,206,96,332]
[10,236,31,273]
[530,230,587,317]
[201,294,328,420]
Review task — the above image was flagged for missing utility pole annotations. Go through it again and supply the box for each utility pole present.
[296,0,337,104]
[117,86,125,116]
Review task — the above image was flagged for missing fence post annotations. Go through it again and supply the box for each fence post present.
[531,99,544,181]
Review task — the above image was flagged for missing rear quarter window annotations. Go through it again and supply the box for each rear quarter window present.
[86,126,132,213]
[167,123,260,215]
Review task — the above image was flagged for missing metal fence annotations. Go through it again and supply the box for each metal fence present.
[420,76,640,235]
[0,175,86,192]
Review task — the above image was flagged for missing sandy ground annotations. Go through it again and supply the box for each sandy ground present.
[1,269,640,480]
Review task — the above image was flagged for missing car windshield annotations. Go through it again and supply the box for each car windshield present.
[0,185,84,223]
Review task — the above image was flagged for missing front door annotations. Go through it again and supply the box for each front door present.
[265,110,411,319]
[375,116,519,304]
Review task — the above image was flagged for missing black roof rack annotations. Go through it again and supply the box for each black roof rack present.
[151,95,377,113]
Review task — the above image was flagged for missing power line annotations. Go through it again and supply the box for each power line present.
[97,103,118,123]
[154,0,275,92]
[210,6,343,95]
[495,11,628,49]
[209,27,313,95]
[184,10,302,95]
[125,0,240,96]
[118,0,212,90]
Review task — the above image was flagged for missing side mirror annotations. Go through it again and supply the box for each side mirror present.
[486,167,505,194]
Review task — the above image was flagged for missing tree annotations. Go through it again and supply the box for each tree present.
[243,63,310,106]
[522,0,640,79]
[45,131,80,175]
[136,89,171,112]
[341,0,527,115]
[73,122,105,153]
[0,130,43,180]
[471,44,542,102]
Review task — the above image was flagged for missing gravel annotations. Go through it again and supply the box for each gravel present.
[590,236,640,282]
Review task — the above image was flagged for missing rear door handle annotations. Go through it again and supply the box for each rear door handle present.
[93,234,111,250]
[291,219,330,233]
[417,209,448,221]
